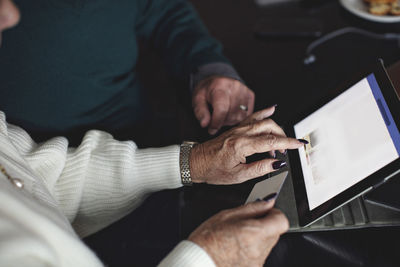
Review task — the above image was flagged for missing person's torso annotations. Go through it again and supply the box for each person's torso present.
[0,0,147,141]
[0,118,103,266]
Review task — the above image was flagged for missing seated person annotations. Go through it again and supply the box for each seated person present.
[0,0,255,144]
[0,2,305,266]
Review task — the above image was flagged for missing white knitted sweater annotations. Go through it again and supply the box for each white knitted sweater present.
[0,112,215,267]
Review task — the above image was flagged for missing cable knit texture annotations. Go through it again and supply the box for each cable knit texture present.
[0,111,215,266]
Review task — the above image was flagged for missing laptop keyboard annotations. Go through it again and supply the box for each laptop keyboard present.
[311,197,369,228]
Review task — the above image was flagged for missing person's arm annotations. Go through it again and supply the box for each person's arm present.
[159,200,289,267]
[5,106,302,238]
[1,108,299,266]
[135,0,230,79]
[5,116,182,238]
[135,0,255,134]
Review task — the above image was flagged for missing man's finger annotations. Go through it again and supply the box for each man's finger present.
[225,95,248,126]
[246,89,255,116]
[226,87,255,125]
[192,89,211,128]
[208,89,230,135]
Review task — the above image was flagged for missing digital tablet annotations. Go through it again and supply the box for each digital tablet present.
[285,59,400,227]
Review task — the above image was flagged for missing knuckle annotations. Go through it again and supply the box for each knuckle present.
[213,102,229,114]
[267,210,289,234]
[254,161,267,176]
[243,203,259,215]
[217,209,231,220]
[270,120,280,129]
[223,136,235,149]
[214,78,231,89]
[214,79,225,88]
[248,121,260,132]
[264,118,273,125]
[193,105,205,115]
[266,135,278,146]
[237,121,249,130]
[223,136,244,153]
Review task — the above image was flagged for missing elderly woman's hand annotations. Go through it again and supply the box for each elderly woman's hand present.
[188,199,288,267]
[189,106,304,184]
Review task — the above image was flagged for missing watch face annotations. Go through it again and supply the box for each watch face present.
[183,141,198,146]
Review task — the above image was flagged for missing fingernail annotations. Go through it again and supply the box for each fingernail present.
[272,104,278,108]
[263,192,277,202]
[272,160,286,170]
[297,139,309,144]
[209,129,217,135]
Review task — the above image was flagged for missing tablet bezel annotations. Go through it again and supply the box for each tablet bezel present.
[285,60,400,227]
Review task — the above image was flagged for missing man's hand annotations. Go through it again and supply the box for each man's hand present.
[192,76,255,135]
[188,200,289,267]
[189,106,304,185]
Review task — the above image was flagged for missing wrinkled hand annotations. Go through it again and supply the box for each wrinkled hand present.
[190,106,304,184]
[192,76,255,135]
[189,200,289,267]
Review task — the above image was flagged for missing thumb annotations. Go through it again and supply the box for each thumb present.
[193,89,211,128]
[228,199,275,219]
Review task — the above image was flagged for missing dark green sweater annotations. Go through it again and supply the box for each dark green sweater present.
[0,0,229,141]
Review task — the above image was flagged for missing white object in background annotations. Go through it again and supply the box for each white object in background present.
[340,0,400,23]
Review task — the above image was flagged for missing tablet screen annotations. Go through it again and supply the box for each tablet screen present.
[294,73,400,210]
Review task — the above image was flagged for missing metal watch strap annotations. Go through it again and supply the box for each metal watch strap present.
[179,141,197,186]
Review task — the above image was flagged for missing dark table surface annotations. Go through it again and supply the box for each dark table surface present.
[178,1,400,266]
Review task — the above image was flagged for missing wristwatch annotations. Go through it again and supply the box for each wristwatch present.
[179,141,198,186]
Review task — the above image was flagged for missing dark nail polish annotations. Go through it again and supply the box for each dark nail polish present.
[263,192,277,202]
[298,139,309,145]
[272,160,286,170]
